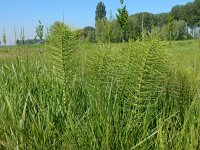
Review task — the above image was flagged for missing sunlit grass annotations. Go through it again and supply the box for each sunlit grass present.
[0,39,200,149]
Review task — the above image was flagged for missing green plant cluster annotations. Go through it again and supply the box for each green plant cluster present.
[0,25,200,149]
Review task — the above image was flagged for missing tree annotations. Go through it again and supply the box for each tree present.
[36,20,44,42]
[34,36,37,44]
[2,29,6,45]
[95,2,107,22]
[74,29,85,43]
[16,38,20,46]
[190,0,200,27]
[95,2,107,43]
[168,15,174,42]
[171,5,181,20]
[86,30,96,43]
[110,20,123,42]
[153,13,169,27]
[82,26,96,42]
[160,24,169,40]
[20,27,25,45]
[105,11,112,44]
[83,26,95,38]
[116,0,129,41]
[96,17,107,42]
[173,20,187,40]
[129,12,154,40]
[128,16,139,40]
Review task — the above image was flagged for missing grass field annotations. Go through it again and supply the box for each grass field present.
[0,39,200,149]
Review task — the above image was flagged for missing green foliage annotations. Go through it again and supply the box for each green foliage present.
[152,20,188,41]
[20,27,25,45]
[34,36,37,44]
[91,0,200,42]
[16,38,19,46]
[95,2,107,42]
[16,39,41,46]
[171,5,185,21]
[171,0,200,28]
[0,39,200,149]
[86,0,199,42]
[96,17,107,43]
[110,20,123,42]
[153,13,170,27]
[74,27,96,43]
[2,29,6,45]
[86,30,96,43]
[95,2,107,22]
[173,20,187,40]
[168,15,174,41]
[128,12,155,40]
[36,20,44,42]
[46,22,77,101]
[116,4,129,41]
[83,26,96,42]
[82,26,95,37]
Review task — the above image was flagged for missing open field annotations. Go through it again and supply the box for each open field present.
[0,39,200,149]
[0,45,44,62]
[1,0,200,149]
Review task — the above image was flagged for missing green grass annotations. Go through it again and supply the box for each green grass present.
[0,45,44,62]
[0,39,200,149]
[169,39,200,71]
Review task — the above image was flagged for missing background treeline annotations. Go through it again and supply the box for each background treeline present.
[76,0,200,43]
[16,39,43,46]
[1,0,199,46]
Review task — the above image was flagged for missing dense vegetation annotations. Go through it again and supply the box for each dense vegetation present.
[0,0,200,149]
[0,24,200,149]
[1,0,199,46]
[79,0,200,43]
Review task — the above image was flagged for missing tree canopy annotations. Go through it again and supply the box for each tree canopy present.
[95,2,107,22]
[84,0,200,42]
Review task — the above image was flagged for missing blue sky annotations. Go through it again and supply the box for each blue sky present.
[0,0,192,45]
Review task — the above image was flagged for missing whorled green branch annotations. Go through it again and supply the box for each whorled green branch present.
[46,22,77,108]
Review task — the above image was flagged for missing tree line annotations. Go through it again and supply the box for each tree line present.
[76,0,200,43]
[0,21,44,46]
[1,0,199,46]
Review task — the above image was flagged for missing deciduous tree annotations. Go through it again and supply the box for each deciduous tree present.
[168,15,174,42]
[2,29,6,45]
[36,20,44,42]
[116,0,129,41]
[96,17,107,42]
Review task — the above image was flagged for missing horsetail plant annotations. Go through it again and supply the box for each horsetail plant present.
[46,22,77,113]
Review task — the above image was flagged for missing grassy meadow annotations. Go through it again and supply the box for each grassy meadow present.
[0,38,200,149]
